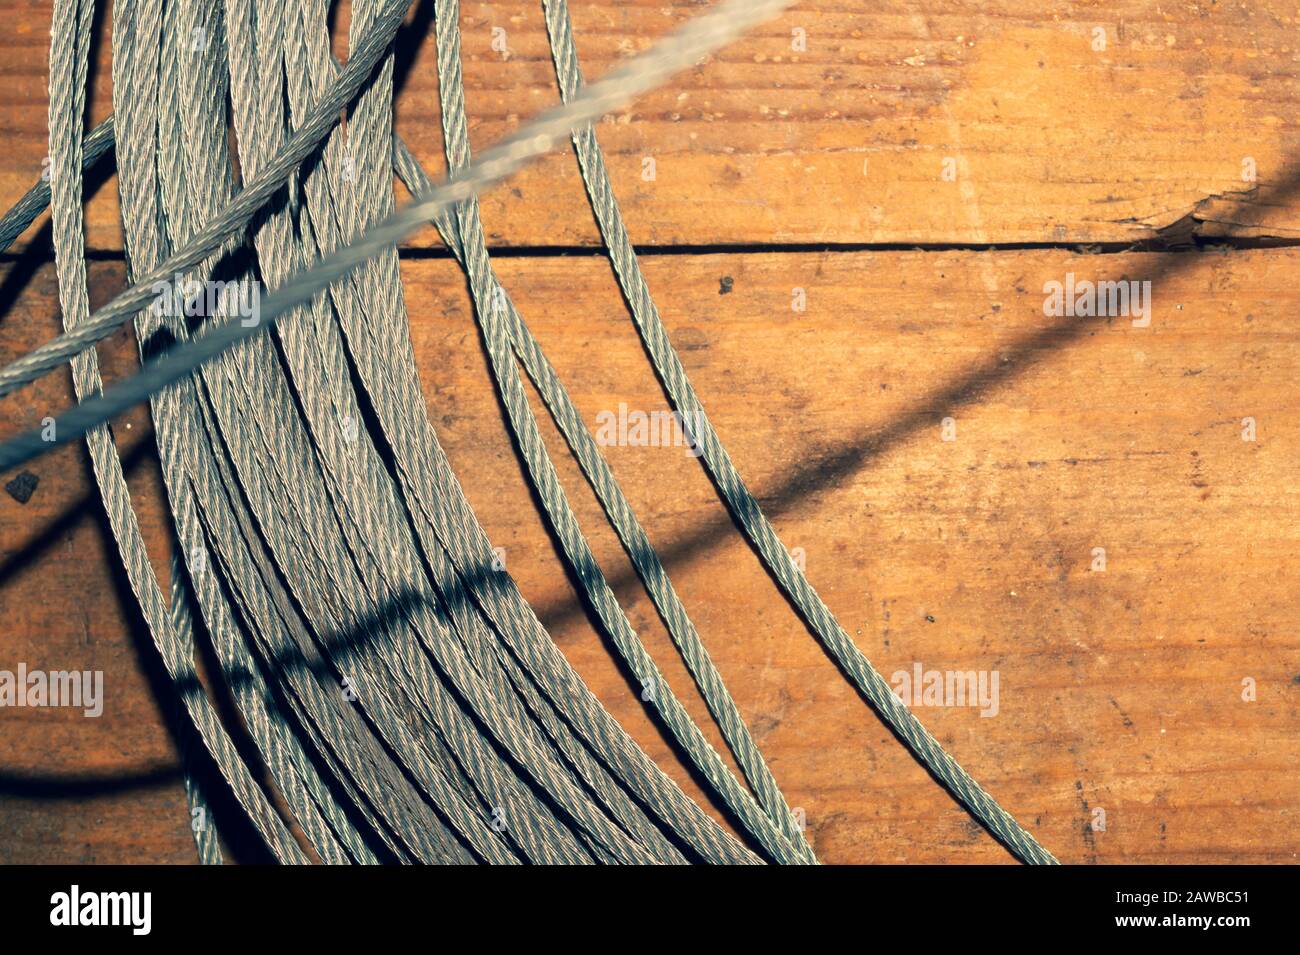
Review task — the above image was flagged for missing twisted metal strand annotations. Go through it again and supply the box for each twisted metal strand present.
[12,0,807,865]
[146,0,357,864]
[0,0,416,405]
[0,0,795,465]
[167,557,224,865]
[541,0,1058,866]
[278,0,663,864]
[48,0,307,863]
[431,0,811,865]
[0,116,113,256]
[0,107,748,864]
[276,0,648,863]
[226,0,544,861]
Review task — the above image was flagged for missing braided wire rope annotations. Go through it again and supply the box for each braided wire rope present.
[1,0,1058,865]
[46,0,310,863]
[429,0,815,865]
[24,0,795,865]
[539,0,1057,865]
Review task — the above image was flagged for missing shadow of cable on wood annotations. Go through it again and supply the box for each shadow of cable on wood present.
[0,763,180,799]
[529,166,1300,638]
[1,144,1297,856]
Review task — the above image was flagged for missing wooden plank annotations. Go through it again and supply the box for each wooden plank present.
[3,1,1300,253]
[1,248,1296,863]
[0,260,197,863]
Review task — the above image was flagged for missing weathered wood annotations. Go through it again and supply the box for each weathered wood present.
[0,260,196,863]
[2,0,1300,253]
[1,250,1296,863]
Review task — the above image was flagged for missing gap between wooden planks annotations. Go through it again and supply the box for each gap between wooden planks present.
[0,249,1296,863]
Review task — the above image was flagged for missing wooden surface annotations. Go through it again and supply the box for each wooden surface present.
[2,0,1299,864]
[5,0,1300,251]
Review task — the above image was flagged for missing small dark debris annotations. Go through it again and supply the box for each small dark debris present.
[718,275,734,295]
[925,614,935,623]
[5,471,39,504]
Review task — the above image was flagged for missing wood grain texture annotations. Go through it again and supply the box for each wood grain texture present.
[1,250,1296,863]
[3,0,1300,253]
[0,260,197,864]
[2,0,1297,866]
